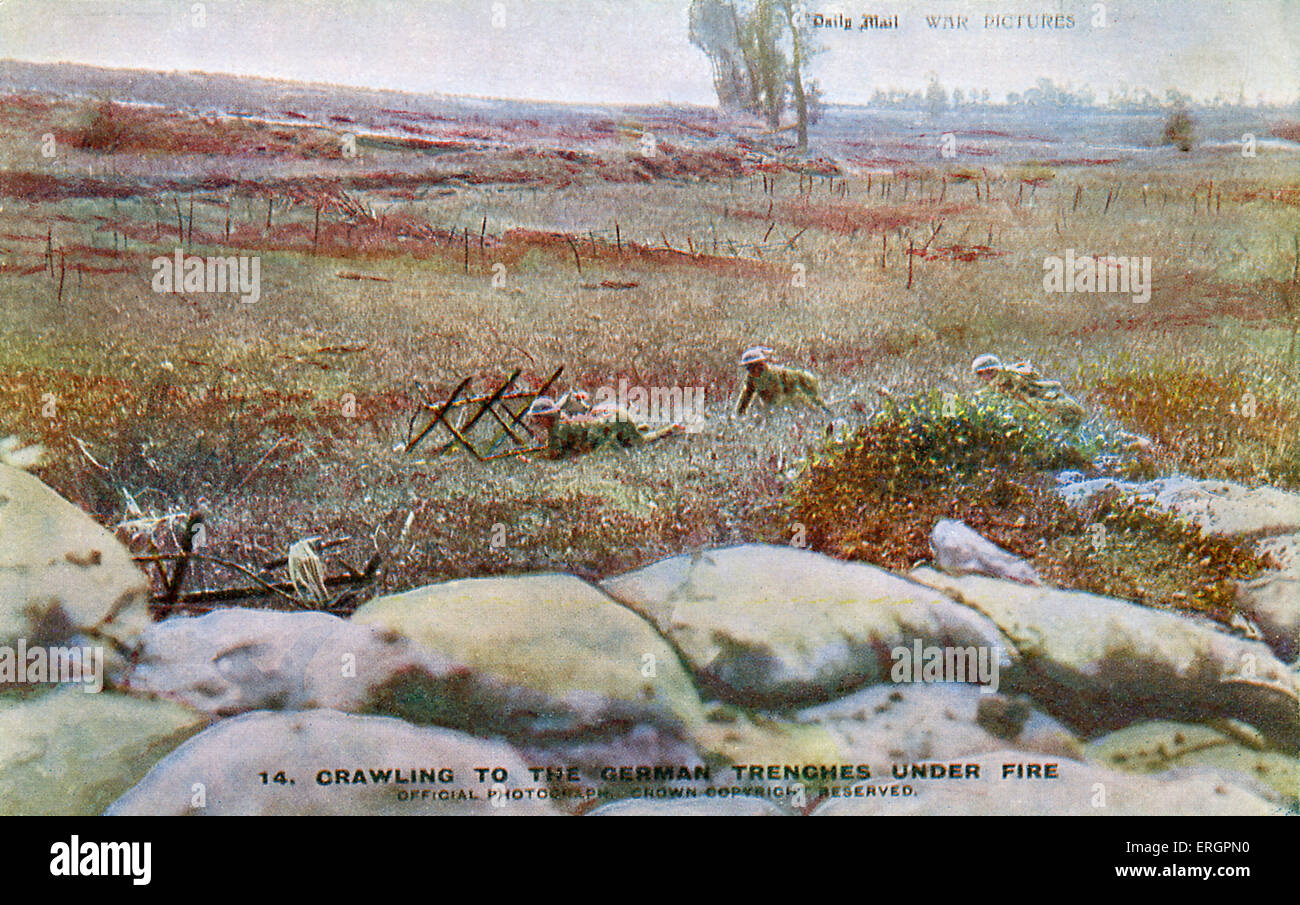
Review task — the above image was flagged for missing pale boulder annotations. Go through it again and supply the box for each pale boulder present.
[352,573,841,776]
[930,519,1042,585]
[602,544,1016,708]
[793,683,1082,763]
[909,568,1300,750]
[0,465,151,676]
[107,709,561,815]
[0,687,207,816]
[1058,476,1300,538]
[124,608,463,716]
[811,749,1287,815]
[1086,720,1299,806]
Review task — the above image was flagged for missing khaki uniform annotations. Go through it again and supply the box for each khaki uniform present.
[735,364,829,415]
[560,394,593,416]
[544,407,678,458]
[985,363,1085,427]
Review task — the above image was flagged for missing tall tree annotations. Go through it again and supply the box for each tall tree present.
[689,0,754,113]
[775,0,809,150]
[741,0,788,130]
[689,0,818,149]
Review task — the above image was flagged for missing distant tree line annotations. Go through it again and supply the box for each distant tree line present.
[876,77,1299,113]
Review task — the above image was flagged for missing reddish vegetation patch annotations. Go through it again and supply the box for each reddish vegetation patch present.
[92,202,781,278]
[1063,272,1279,338]
[1026,157,1120,166]
[0,262,45,275]
[1271,121,1300,143]
[613,144,752,182]
[71,263,133,275]
[66,243,129,260]
[49,101,346,159]
[726,198,973,235]
[1086,361,1300,489]
[1234,185,1300,207]
[911,243,1005,263]
[964,128,1057,143]
[0,93,53,118]
[0,172,137,202]
[749,156,841,176]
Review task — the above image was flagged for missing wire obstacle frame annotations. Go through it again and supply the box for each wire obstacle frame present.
[403,365,564,461]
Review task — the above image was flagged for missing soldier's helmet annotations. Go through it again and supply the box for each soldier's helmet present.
[971,354,1003,375]
[740,346,774,366]
[559,390,592,414]
[527,396,562,416]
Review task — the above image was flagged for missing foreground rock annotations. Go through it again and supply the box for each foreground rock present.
[930,520,1042,585]
[1235,574,1300,663]
[1234,532,1300,663]
[910,568,1300,750]
[124,608,463,716]
[793,683,1081,763]
[107,709,560,815]
[1086,721,1299,807]
[1058,476,1300,538]
[350,574,702,746]
[601,544,1016,708]
[351,572,839,775]
[0,464,151,677]
[0,687,207,816]
[810,750,1287,815]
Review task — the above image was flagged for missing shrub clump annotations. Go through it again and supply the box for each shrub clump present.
[788,389,1269,621]
[789,389,1100,568]
[1163,106,1195,152]
[1084,360,1300,489]
[1039,490,1269,622]
[73,101,134,153]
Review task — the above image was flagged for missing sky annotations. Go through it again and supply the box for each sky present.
[0,0,1296,106]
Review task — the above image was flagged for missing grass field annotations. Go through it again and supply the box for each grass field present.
[2,88,1299,620]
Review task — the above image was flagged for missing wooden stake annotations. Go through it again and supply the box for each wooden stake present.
[563,235,582,273]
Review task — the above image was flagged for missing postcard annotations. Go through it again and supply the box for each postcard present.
[1,0,1297,829]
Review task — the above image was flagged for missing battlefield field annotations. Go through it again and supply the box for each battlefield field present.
[2,61,1299,620]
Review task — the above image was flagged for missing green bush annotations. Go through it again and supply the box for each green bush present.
[788,388,1266,619]
[1163,108,1195,152]
[822,388,1099,488]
